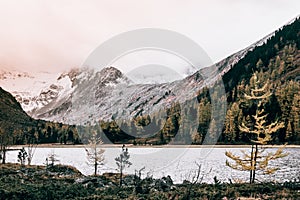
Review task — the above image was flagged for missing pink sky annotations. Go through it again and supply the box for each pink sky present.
[0,0,299,73]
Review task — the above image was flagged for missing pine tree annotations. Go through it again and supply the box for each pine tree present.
[85,131,105,176]
[224,103,239,142]
[115,145,132,186]
[207,118,218,144]
[290,90,300,142]
[46,151,59,167]
[191,129,202,144]
[285,121,293,141]
[225,72,288,183]
[17,147,28,166]
[197,99,211,143]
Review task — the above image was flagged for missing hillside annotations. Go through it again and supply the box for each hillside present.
[0,87,81,148]
[223,16,300,90]
[194,16,300,145]
[99,16,300,145]
[0,87,35,130]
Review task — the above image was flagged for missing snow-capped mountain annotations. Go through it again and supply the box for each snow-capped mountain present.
[0,68,74,114]
[27,65,207,124]
[29,66,132,123]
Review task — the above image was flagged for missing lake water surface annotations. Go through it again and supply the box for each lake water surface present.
[6,147,300,183]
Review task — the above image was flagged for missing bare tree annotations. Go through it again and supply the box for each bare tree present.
[183,162,211,200]
[85,131,105,176]
[115,145,132,186]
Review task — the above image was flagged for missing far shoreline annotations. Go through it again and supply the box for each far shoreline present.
[11,143,300,149]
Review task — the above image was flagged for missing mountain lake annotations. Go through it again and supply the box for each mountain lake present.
[6,146,300,183]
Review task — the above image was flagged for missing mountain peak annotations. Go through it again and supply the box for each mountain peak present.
[96,66,126,86]
[98,66,123,76]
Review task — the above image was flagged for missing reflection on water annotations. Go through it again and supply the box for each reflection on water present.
[6,147,300,183]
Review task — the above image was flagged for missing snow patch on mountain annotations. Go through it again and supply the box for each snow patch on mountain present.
[0,68,74,113]
[28,65,209,125]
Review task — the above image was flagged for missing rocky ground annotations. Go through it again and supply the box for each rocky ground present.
[0,163,299,200]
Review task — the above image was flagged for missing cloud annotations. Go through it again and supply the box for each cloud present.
[0,0,299,73]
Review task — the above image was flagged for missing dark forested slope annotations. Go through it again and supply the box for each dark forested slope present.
[0,87,80,145]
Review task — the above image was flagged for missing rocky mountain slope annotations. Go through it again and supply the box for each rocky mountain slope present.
[0,69,74,113]
[0,87,35,131]
[24,27,287,125]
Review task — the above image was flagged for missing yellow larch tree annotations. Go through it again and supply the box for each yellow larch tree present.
[225,72,288,184]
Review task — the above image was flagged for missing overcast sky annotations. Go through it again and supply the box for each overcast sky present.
[0,0,299,73]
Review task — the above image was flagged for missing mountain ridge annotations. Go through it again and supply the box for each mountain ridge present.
[0,16,298,121]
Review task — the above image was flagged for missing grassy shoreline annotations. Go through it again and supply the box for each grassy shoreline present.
[0,163,299,200]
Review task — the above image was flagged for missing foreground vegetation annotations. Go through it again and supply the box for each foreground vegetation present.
[0,16,298,200]
[0,163,299,200]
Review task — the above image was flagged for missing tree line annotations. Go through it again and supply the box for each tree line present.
[96,18,300,145]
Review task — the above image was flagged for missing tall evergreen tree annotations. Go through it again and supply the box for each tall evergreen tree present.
[115,145,132,186]
[224,103,239,142]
